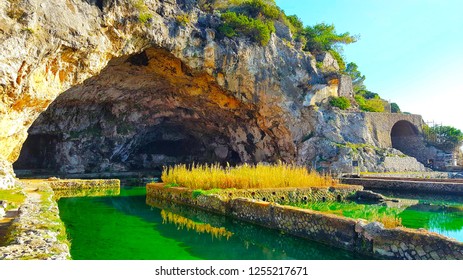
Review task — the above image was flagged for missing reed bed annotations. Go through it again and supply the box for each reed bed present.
[161,163,337,190]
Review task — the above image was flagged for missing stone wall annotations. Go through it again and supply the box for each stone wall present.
[363,112,424,148]
[383,157,428,172]
[341,178,463,195]
[46,179,120,190]
[146,184,463,260]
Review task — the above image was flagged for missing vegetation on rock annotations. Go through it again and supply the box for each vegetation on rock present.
[216,0,287,45]
[161,163,338,190]
[175,14,190,26]
[354,94,385,113]
[329,96,351,110]
[219,11,275,45]
[390,102,401,113]
[131,0,153,23]
[423,124,463,152]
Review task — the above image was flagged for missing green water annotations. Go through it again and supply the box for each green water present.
[291,192,463,242]
[379,191,463,242]
[58,186,371,260]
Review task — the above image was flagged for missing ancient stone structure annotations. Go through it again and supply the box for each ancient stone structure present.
[146,184,463,260]
[363,112,423,148]
[341,177,463,195]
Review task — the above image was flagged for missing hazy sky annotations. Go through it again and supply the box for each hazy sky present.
[275,0,463,130]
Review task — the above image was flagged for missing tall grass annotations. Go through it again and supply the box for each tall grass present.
[161,163,337,190]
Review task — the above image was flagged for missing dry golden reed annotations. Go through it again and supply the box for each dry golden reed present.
[161,162,337,190]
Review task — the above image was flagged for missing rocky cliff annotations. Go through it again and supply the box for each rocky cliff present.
[0,0,430,187]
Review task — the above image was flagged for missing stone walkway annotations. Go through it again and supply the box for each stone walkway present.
[0,182,70,260]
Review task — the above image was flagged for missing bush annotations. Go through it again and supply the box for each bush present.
[286,14,304,33]
[355,95,384,112]
[423,125,463,152]
[139,12,152,23]
[239,0,281,19]
[328,49,346,72]
[330,96,351,110]
[390,102,401,113]
[357,89,379,99]
[132,0,152,24]
[219,11,274,46]
[175,14,190,26]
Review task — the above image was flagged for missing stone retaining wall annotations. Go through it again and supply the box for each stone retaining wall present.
[146,184,463,260]
[1,179,120,260]
[341,178,463,195]
[46,179,120,190]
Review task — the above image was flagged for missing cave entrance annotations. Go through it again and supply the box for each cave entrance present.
[390,120,420,156]
[13,134,61,172]
[13,47,276,176]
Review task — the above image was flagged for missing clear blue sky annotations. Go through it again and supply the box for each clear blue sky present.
[275,0,463,131]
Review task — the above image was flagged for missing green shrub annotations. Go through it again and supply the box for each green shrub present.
[390,102,401,113]
[139,12,152,23]
[328,49,346,72]
[286,14,304,33]
[219,11,273,46]
[238,0,281,19]
[357,89,379,99]
[132,0,153,24]
[175,14,190,26]
[330,96,351,110]
[354,94,366,106]
[423,124,463,152]
[355,95,384,112]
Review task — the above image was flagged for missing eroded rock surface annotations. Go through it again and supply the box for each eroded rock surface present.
[1,0,323,180]
[1,0,436,184]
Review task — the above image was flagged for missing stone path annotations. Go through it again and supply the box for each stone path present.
[0,182,70,260]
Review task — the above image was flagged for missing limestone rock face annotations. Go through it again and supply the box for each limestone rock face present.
[296,108,428,173]
[0,0,328,183]
[0,0,434,185]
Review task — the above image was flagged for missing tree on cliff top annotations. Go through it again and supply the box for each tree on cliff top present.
[346,62,366,93]
[424,125,463,152]
[303,23,358,53]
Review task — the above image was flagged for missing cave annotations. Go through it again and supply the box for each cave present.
[13,47,281,176]
[390,120,420,156]
[13,134,61,171]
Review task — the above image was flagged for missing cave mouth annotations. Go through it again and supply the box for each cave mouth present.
[390,120,420,156]
[13,47,277,176]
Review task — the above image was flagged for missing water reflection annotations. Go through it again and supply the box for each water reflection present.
[53,187,120,200]
[160,210,234,240]
[58,186,372,260]
[288,191,463,242]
